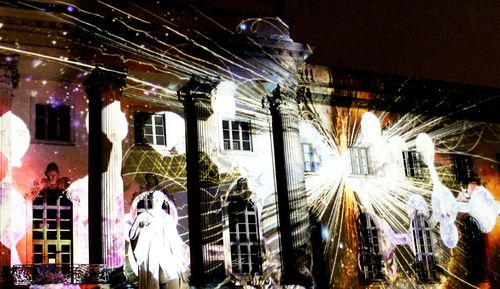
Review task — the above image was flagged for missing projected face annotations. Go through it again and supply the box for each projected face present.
[46,171,59,186]
[151,191,165,209]
[0,112,30,169]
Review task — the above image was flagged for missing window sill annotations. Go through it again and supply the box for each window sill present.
[220,149,254,156]
[31,140,75,146]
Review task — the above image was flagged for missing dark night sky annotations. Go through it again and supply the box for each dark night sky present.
[283,0,500,88]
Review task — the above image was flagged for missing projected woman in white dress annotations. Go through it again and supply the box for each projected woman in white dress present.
[129,191,189,289]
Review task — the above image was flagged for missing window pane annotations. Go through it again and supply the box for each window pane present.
[60,230,72,240]
[232,130,240,141]
[242,131,250,141]
[59,106,70,141]
[60,220,72,230]
[33,231,44,239]
[156,136,165,146]
[47,231,57,240]
[62,254,70,264]
[155,125,164,135]
[47,220,57,229]
[60,210,71,220]
[242,141,251,151]
[144,126,153,135]
[47,209,57,219]
[222,120,229,129]
[33,220,44,229]
[34,244,43,253]
[34,254,43,264]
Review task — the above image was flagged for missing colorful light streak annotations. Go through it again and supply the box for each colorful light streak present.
[0,2,499,288]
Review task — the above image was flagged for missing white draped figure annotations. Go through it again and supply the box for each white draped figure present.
[129,191,189,289]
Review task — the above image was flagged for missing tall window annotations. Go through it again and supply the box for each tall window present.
[403,150,425,178]
[228,197,262,275]
[222,120,252,151]
[33,191,72,265]
[356,213,384,283]
[412,214,437,282]
[461,215,488,283]
[35,104,70,142]
[452,154,475,183]
[134,112,166,146]
[349,147,371,175]
[302,143,320,172]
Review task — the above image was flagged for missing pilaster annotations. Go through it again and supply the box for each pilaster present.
[83,67,127,271]
[0,54,19,286]
[263,84,313,287]
[178,75,222,286]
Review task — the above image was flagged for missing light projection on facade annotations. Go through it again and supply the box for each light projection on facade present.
[299,105,500,288]
[0,1,499,289]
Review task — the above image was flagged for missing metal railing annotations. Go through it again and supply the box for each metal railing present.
[11,264,113,286]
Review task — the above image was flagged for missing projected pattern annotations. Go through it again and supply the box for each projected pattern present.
[0,1,498,288]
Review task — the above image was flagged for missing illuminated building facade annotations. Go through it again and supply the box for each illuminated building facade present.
[0,1,499,289]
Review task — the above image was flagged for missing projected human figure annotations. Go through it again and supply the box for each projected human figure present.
[129,190,189,289]
[29,162,70,199]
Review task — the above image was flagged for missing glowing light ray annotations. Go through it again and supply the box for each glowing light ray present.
[192,29,288,82]
[61,14,215,78]
[161,25,276,83]
[393,257,419,289]
[0,45,93,69]
[326,183,346,283]
[58,10,257,82]
[96,1,151,24]
[436,264,481,289]
[302,107,500,288]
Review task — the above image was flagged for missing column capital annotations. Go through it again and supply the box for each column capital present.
[83,66,127,97]
[262,84,302,113]
[0,54,20,89]
[177,74,220,102]
[177,75,219,119]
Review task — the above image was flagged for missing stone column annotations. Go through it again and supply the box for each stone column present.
[0,54,19,286]
[84,67,127,271]
[263,84,313,287]
[178,75,221,286]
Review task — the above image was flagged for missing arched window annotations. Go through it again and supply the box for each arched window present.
[412,214,437,282]
[461,215,488,283]
[356,213,384,283]
[32,190,73,265]
[228,197,262,275]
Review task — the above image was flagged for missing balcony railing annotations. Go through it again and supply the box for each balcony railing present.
[11,264,113,286]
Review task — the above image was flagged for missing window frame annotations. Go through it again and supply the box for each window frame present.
[227,198,262,276]
[32,191,73,265]
[411,214,437,282]
[461,215,488,283]
[134,112,167,146]
[452,154,476,183]
[402,150,425,178]
[143,113,167,146]
[356,213,384,283]
[302,143,319,173]
[221,119,253,152]
[349,147,372,176]
[33,103,73,144]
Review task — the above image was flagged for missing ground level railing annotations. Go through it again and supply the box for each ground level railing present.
[11,264,113,286]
